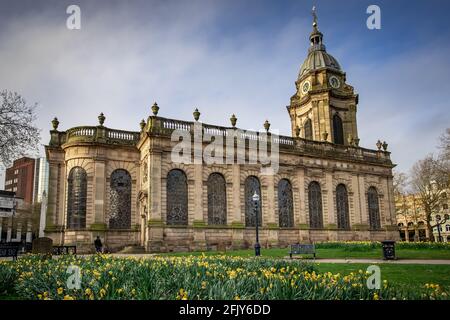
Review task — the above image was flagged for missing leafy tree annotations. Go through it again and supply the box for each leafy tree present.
[0,90,40,166]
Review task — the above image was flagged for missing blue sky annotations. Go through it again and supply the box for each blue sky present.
[0,0,449,174]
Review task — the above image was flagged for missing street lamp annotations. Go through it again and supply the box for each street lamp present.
[436,215,443,242]
[252,191,261,257]
[435,214,449,243]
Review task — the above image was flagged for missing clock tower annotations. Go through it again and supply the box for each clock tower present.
[288,8,359,146]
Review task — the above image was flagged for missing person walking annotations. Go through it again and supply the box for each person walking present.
[94,236,103,253]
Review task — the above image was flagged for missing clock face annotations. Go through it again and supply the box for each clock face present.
[302,81,311,94]
[329,76,340,89]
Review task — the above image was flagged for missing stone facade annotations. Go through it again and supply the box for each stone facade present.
[395,192,450,242]
[44,15,399,253]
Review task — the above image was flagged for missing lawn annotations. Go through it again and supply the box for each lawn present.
[1,254,448,300]
[158,243,450,293]
[1,242,449,300]
[315,263,450,292]
[161,247,450,260]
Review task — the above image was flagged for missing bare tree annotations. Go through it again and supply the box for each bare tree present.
[439,128,450,161]
[0,90,41,166]
[410,155,450,241]
[394,170,422,241]
[393,170,408,196]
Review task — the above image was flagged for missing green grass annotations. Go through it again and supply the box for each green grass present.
[161,247,450,260]
[0,293,21,300]
[315,263,450,292]
[160,246,450,293]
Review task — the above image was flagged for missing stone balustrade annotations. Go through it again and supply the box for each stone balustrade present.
[49,116,391,166]
[50,126,140,147]
[146,116,391,166]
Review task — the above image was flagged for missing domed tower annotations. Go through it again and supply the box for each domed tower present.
[288,7,359,146]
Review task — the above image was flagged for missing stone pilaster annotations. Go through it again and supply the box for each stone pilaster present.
[312,100,320,141]
[193,164,204,223]
[193,163,206,249]
[231,164,244,248]
[385,175,395,226]
[231,164,242,224]
[265,174,275,226]
[357,175,367,225]
[57,163,66,228]
[297,168,307,226]
[147,150,163,251]
[93,161,106,227]
[46,158,65,231]
[351,174,362,226]
[326,171,335,226]
[148,151,162,222]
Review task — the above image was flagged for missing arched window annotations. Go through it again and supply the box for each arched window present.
[278,179,294,228]
[109,169,132,229]
[166,169,188,225]
[333,114,344,145]
[308,181,323,228]
[207,173,227,225]
[245,176,262,227]
[336,184,350,230]
[67,167,87,229]
[304,119,313,140]
[368,187,381,230]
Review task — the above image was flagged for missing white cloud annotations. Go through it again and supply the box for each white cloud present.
[0,1,448,174]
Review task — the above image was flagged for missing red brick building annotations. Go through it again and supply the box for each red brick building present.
[4,157,36,204]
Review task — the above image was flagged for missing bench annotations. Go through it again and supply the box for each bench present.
[0,244,20,260]
[52,245,77,256]
[289,243,316,260]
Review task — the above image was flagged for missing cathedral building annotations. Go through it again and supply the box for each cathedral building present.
[44,14,398,252]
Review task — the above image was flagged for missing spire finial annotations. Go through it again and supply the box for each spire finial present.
[312,6,318,28]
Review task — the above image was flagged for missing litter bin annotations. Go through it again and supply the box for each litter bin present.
[381,240,396,260]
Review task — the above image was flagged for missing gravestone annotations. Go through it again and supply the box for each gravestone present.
[32,237,53,255]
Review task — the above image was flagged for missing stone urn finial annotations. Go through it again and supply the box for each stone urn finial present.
[51,117,59,130]
[382,141,388,151]
[295,126,301,138]
[264,120,270,132]
[151,102,159,116]
[193,108,200,121]
[140,119,146,131]
[230,114,237,128]
[98,112,105,126]
[322,131,328,141]
[376,140,382,150]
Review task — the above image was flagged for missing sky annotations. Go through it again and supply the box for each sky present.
[0,0,449,174]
